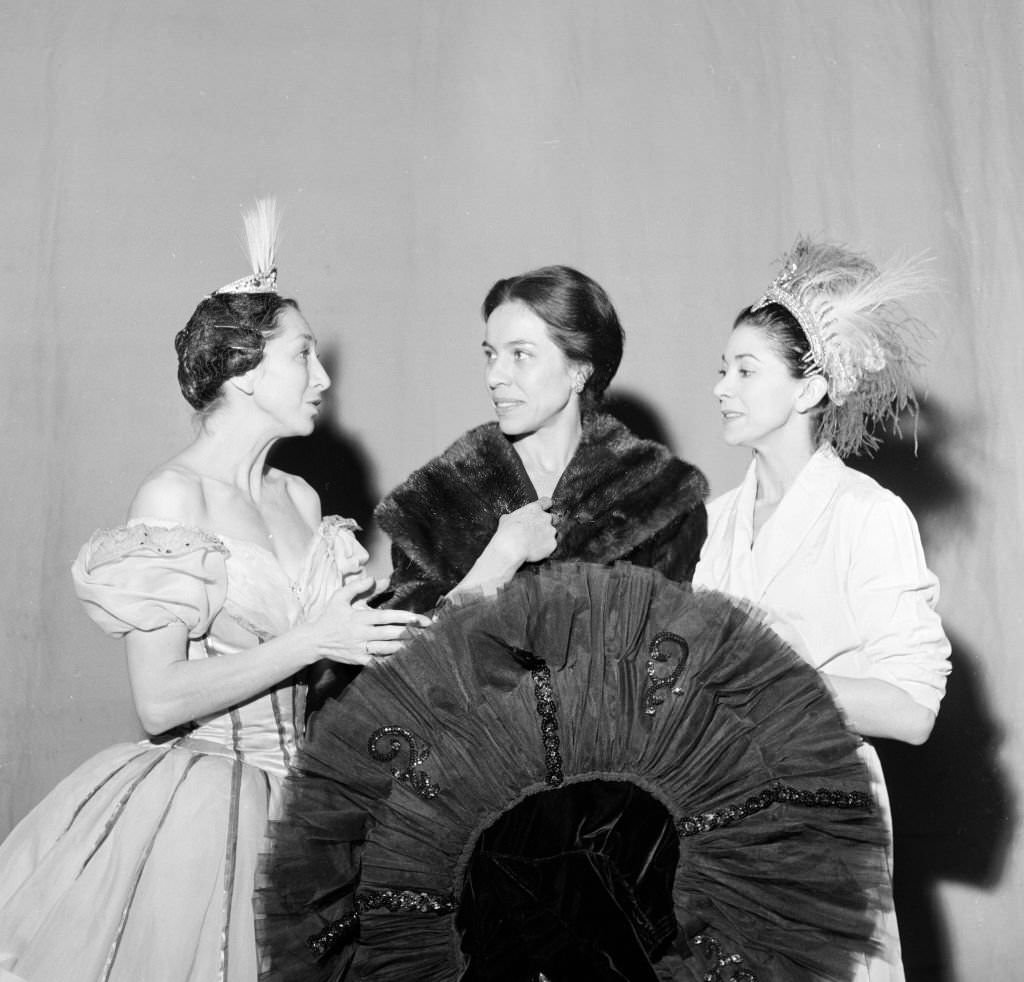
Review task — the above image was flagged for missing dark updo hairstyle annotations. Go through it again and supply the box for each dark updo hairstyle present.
[482,265,624,403]
[174,292,299,412]
[733,301,829,441]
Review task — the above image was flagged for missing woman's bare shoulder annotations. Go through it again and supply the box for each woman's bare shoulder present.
[269,468,322,527]
[128,463,207,525]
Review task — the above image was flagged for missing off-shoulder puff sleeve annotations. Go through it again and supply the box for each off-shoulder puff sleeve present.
[71,523,230,640]
[298,516,370,618]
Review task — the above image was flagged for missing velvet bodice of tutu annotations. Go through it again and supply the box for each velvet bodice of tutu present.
[72,516,368,773]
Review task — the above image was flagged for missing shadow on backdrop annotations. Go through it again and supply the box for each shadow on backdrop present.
[268,347,380,715]
[604,389,675,449]
[268,347,378,538]
[851,399,1015,982]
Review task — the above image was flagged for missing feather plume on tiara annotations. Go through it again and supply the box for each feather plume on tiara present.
[215,197,281,294]
[753,236,933,457]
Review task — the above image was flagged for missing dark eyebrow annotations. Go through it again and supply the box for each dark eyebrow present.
[482,339,537,349]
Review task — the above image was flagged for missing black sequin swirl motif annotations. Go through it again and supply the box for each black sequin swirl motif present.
[368,725,440,799]
[693,934,758,981]
[306,889,456,958]
[677,781,874,837]
[642,631,690,716]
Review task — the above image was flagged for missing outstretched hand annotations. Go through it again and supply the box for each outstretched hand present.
[308,574,431,665]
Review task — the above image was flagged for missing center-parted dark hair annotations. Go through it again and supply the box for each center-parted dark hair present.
[174,292,299,412]
[482,265,624,402]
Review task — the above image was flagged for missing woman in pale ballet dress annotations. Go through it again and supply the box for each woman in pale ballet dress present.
[0,201,427,982]
[694,236,952,981]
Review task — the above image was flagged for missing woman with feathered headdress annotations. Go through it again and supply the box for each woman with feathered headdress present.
[0,200,427,982]
[694,236,953,980]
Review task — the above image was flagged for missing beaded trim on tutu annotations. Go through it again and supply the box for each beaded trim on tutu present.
[257,562,889,982]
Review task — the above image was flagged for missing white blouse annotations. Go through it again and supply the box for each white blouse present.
[694,445,950,715]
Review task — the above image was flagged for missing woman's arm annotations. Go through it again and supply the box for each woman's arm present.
[126,618,320,735]
[125,574,428,735]
[832,492,951,745]
[820,674,937,745]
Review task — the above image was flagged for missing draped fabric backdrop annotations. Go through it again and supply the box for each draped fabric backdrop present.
[1,2,1020,977]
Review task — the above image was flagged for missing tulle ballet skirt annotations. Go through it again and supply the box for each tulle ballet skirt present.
[0,517,368,982]
[259,561,890,982]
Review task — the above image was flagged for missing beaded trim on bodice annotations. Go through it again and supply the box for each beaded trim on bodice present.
[82,523,228,570]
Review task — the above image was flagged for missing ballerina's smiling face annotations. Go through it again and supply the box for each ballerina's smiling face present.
[482,301,584,438]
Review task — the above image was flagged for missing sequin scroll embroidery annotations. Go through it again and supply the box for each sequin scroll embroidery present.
[642,631,689,716]
[367,725,440,799]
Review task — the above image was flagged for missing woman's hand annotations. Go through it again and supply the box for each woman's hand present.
[446,498,558,601]
[490,497,558,566]
[306,574,431,664]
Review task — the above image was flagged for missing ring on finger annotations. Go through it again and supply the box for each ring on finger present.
[362,640,370,655]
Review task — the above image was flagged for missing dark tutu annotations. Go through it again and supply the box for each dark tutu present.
[257,562,888,982]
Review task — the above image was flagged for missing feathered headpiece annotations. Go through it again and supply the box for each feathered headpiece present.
[215,197,280,294]
[752,236,932,456]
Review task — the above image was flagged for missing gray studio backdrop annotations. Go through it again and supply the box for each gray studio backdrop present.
[1,2,1020,977]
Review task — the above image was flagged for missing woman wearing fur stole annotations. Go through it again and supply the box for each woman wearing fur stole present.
[373,264,709,614]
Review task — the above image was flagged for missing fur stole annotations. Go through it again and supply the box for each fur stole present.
[375,412,708,600]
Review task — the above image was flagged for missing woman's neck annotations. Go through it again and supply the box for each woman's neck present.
[748,436,819,541]
[512,412,584,498]
[183,415,277,504]
[752,444,815,505]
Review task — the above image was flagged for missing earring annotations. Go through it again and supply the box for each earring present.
[573,376,585,394]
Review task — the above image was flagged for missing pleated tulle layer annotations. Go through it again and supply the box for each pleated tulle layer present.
[0,740,277,982]
[258,562,889,982]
